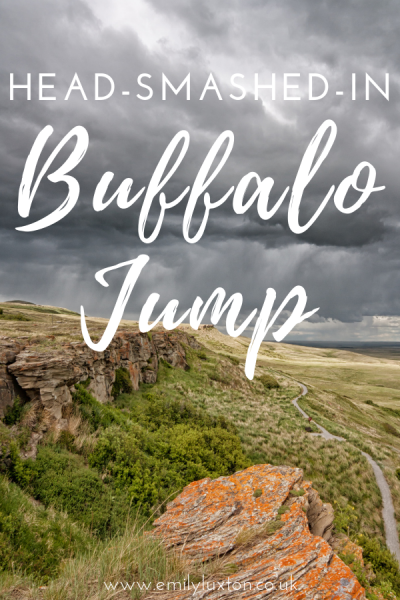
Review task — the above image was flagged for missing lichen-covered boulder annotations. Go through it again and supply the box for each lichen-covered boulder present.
[149,464,365,599]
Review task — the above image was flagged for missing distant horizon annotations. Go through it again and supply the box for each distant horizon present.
[282,340,400,347]
[2,299,400,348]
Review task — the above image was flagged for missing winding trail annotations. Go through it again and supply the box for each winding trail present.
[292,383,400,564]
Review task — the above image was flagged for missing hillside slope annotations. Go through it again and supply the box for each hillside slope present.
[0,303,399,599]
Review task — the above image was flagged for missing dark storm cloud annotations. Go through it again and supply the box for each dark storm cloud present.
[0,0,400,337]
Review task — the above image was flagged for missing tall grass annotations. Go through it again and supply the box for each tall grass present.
[0,518,186,600]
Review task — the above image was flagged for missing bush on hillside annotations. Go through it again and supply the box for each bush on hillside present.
[0,312,30,321]
[88,422,249,514]
[2,397,24,426]
[8,445,129,537]
[0,474,91,581]
[7,383,249,527]
[258,374,280,389]
[72,383,127,432]
[111,367,133,398]
[123,391,237,434]
[358,534,400,595]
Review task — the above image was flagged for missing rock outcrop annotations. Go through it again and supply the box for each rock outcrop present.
[306,487,335,542]
[0,331,200,426]
[150,464,365,599]
[0,338,28,417]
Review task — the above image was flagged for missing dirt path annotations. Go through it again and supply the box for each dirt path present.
[292,383,400,564]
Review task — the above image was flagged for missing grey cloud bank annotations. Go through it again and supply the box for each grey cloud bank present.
[0,0,400,342]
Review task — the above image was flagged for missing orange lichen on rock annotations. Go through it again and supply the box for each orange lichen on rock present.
[340,538,365,566]
[149,464,365,599]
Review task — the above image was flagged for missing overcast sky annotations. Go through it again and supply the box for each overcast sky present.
[1,0,400,342]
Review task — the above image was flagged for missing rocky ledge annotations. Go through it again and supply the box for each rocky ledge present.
[149,464,365,599]
[0,330,200,427]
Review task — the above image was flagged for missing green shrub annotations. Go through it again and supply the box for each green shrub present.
[197,351,207,361]
[7,383,249,530]
[79,376,91,389]
[122,390,238,435]
[358,534,400,595]
[159,357,173,369]
[258,374,280,389]
[72,383,127,432]
[88,422,249,516]
[9,446,129,537]
[0,313,30,321]
[2,397,24,426]
[0,422,13,467]
[111,367,133,398]
[396,468,400,481]
[209,369,230,384]
[0,474,91,582]
[278,506,289,514]
[57,430,76,452]
[339,552,356,566]
[334,500,359,536]
[381,405,400,418]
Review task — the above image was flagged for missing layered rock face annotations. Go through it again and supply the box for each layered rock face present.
[0,331,200,425]
[150,464,365,599]
[0,338,27,418]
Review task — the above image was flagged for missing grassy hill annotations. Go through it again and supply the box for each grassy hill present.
[0,304,399,599]
[197,326,400,527]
